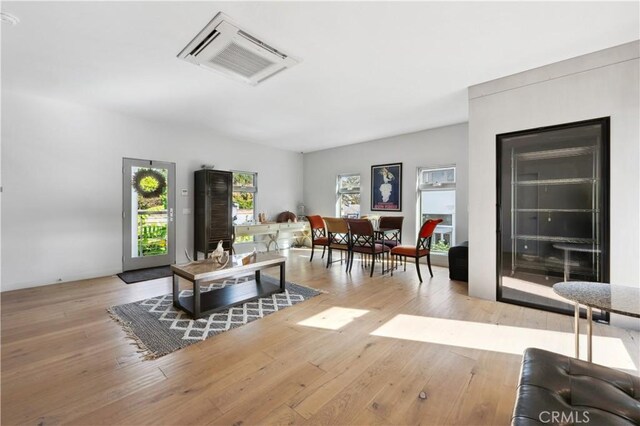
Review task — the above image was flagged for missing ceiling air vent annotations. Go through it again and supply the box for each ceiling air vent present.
[178,12,300,86]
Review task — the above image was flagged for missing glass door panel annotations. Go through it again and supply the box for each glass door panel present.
[123,158,175,271]
[497,118,609,318]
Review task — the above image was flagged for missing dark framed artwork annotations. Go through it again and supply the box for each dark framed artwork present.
[371,163,402,211]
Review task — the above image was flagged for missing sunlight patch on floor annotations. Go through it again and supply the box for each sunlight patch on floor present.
[297,307,369,330]
[371,314,638,373]
[502,276,569,303]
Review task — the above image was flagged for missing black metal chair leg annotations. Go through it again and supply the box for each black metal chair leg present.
[416,258,423,283]
[321,246,326,259]
[386,251,390,274]
[310,244,315,262]
[427,252,434,277]
[326,248,331,268]
[370,252,375,277]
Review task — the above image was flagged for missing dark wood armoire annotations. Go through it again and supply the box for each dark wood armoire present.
[194,169,233,260]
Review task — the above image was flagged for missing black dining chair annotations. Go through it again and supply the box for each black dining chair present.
[347,218,391,277]
[376,216,404,248]
[323,217,350,271]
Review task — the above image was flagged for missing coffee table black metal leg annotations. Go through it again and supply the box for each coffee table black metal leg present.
[194,279,201,319]
[255,270,261,284]
[173,274,179,308]
[280,261,286,292]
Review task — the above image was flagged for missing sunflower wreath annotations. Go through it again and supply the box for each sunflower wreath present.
[132,169,166,198]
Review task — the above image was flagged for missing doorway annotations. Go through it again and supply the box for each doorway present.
[496,118,609,319]
[122,158,176,271]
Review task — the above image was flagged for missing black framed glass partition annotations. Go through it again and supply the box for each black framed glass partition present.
[497,118,609,318]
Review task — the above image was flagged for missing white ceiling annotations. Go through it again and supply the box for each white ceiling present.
[2,1,638,152]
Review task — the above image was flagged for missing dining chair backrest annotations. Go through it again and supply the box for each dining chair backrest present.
[347,219,375,248]
[379,216,404,231]
[306,215,326,240]
[379,216,404,243]
[324,217,349,234]
[323,217,349,246]
[417,219,443,250]
[347,218,374,236]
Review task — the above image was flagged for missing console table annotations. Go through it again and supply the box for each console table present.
[234,222,311,251]
[553,281,640,362]
[171,252,286,319]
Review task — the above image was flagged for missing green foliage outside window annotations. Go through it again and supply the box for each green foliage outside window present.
[233,192,254,209]
[432,239,450,253]
[233,172,255,187]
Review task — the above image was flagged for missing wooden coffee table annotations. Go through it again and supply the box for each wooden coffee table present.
[171,252,286,319]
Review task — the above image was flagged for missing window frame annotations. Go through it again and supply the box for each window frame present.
[418,166,456,190]
[417,165,456,254]
[232,170,258,225]
[336,173,361,218]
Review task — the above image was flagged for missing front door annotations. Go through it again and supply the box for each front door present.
[123,158,176,271]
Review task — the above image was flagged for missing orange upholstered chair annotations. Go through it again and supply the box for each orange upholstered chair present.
[391,219,443,282]
[305,215,329,262]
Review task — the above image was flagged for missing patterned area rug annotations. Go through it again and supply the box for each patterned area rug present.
[108,274,321,359]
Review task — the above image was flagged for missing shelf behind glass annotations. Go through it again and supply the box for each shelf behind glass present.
[512,235,596,244]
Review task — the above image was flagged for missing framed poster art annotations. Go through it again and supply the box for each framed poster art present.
[371,163,402,211]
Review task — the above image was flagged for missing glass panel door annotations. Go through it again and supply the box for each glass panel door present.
[497,118,609,318]
[122,158,176,271]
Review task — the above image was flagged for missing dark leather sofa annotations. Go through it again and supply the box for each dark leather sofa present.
[448,240,468,282]
[512,348,640,425]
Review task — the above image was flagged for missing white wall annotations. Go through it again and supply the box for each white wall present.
[302,123,468,265]
[468,41,640,327]
[1,90,303,291]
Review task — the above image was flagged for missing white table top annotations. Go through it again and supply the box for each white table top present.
[553,282,640,318]
[172,252,285,281]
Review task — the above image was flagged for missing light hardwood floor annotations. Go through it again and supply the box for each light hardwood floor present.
[2,249,638,425]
